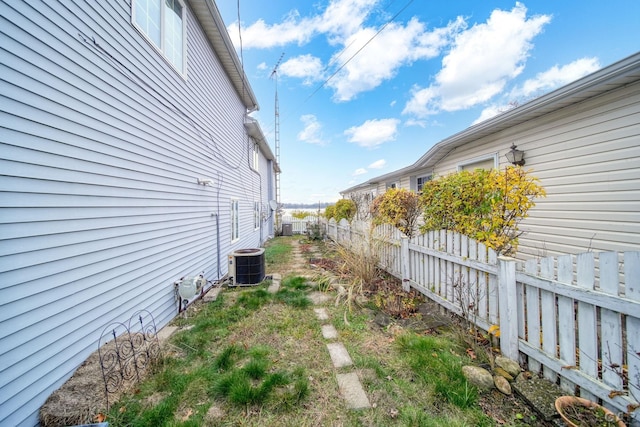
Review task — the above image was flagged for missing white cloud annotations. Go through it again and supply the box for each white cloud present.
[229,0,467,101]
[472,57,601,125]
[257,62,268,71]
[353,168,368,176]
[472,104,508,125]
[315,0,378,45]
[403,85,440,117]
[368,159,386,169]
[298,114,326,145]
[403,3,551,117]
[390,100,397,107]
[511,57,600,98]
[344,118,399,148]
[227,0,377,49]
[229,14,315,49]
[328,17,464,101]
[280,54,324,84]
[404,118,427,128]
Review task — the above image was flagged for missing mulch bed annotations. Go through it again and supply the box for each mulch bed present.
[39,335,159,427]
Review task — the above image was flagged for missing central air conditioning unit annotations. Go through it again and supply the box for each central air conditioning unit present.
[228,248,265,286]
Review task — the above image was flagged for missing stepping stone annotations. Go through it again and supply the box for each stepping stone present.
[336,372,371,409]
[203,286,222,302]
[513,373,564,421]
[309,291,332,305]
[321,324,338,340]
[157,325,178,342]
[267,274,281,294]
[314,308,329,320]
[326,342,353,368]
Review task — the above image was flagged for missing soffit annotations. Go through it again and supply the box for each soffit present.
[188,0,258,111]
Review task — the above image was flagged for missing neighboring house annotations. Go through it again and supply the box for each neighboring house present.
[342,52,640,260]
[0,1,278,425]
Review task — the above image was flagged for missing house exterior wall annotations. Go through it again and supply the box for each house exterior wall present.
[0,1,273,426]
[427,81,640,259]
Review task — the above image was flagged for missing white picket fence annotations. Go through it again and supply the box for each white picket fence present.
[326,218,640,424]
[281,215,319,234]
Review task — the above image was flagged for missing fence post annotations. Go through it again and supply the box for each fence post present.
[401,236,410,291]
[498,256,518,360]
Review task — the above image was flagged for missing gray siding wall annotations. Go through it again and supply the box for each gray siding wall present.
[429,81,640,258]
[0,1,269,425]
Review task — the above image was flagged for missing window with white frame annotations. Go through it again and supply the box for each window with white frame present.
[252,143,260,172]
[133,0,186,74]
[458,154,497,171]
[254,202,260,229]
[416,175,432,193]
[387,182,398,190]
[231,199,239,241]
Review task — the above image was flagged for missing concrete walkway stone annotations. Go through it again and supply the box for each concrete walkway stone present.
[157,325,178,342]
[286,237,370,412]
[267,273,281,294]
[314,308,329,320]
[326,342,353,368]
[203,286,223,302]
[309,291,332,305]
[321,324,338,339]
[336,372,371,409]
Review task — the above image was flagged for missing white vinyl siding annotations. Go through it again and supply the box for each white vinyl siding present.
[0,2,270,426]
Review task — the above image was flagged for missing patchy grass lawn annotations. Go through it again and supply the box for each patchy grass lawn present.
[105,237,532,426]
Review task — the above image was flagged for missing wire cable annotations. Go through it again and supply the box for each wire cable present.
[305,0,415,103]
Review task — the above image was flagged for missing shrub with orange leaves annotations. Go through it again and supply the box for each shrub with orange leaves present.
[420,167,545,255]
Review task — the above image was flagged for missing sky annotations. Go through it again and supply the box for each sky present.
[217,1,640,204]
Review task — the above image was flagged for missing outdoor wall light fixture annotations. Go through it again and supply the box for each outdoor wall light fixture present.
[505,144,525,166]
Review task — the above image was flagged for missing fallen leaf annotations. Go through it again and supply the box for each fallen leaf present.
[609,390,626,398]
[466,348,476,359]
[561,365,578,370]
[94,413,106,422]
[180,408,194,421]
[119,406,127,413]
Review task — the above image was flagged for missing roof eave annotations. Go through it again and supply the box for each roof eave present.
[342,51,640,195]
[188,0,259,111]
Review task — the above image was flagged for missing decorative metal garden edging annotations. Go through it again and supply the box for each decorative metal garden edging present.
[98,310,161,409]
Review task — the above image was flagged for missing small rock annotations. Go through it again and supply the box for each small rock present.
[462,365,494,390]
[374,312,391,327]
[494,367,514,382]
[495,356,521,377]
[494,375,512,395]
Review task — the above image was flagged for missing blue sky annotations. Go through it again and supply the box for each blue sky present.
[217,1,640,204]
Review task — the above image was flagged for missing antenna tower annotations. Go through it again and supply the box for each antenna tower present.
[270,53,284,232]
